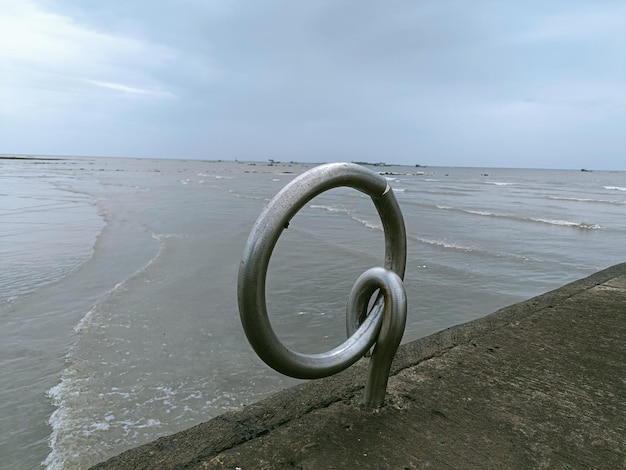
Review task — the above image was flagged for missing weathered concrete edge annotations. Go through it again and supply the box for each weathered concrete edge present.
[91,262,626,469]
[393,261,626,376]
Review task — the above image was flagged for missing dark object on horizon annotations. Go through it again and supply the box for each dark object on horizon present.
[581,168,593,172]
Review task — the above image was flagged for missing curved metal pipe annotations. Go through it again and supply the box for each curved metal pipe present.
[237,162,407,406]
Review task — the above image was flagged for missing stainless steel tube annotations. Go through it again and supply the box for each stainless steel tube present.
[237,162,407,406]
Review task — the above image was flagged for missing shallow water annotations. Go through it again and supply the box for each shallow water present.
[1,157,624,468]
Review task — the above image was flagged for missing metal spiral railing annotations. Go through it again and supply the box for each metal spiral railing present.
[237,162,407,407]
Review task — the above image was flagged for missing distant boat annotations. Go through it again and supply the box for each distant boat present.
[581,168,592,172]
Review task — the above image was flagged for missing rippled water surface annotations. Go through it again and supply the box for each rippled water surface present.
[1,157,624,469]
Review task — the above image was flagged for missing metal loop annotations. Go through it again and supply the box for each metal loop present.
[237,162,407,406]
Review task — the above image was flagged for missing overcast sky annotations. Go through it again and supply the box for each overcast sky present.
[1,0,624,169]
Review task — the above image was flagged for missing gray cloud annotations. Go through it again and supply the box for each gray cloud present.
[1,0,624,169]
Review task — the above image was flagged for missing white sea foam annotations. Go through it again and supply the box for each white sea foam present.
[309,204,350,214]
[44,380,166,468]
[87,421,111,434]
[548,196,626,205]
[408,234,475,252]
[44,370,169,468]
[604,186,626,192]
[351,215,383,230]
[434,204,601,230]
[466,209,498,217]
[529,218,601,230]
[43,383,73,470]
[486,181,515,186]
[73,305,97,334]
[50,379,240,467]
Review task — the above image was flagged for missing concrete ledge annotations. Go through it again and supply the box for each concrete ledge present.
[92,263,626,469]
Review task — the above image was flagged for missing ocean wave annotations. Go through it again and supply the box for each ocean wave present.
[74,230,168,335]
[529,218,601,230]
[44,380,167,469]
[480,211,600,230]
[433,205,602,230]
[604,186,626,192]
[351,215,383,230]
[465,209,496,216]
[309,204,350,214]
[308,204,383,230]
[197,173,233,179]
[45,371,246,469]
[181,179,218,185]
[485,181,516,186]
[0,184,106,301]
[548,196,626,205]
[228,190,264,201]
[423,188,475,196]
[45,230,168,469]
[408,233,475,252]
[406,233,543,263]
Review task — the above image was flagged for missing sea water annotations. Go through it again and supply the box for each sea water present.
[1,156,624,469]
